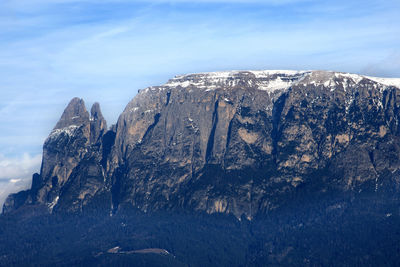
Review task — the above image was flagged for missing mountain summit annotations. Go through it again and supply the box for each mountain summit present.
[4,70,400,219]
[53,97,90,129]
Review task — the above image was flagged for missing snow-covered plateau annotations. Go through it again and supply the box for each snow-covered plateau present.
[162,70,400,93]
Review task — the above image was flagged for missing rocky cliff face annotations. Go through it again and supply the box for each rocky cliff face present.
[4,70,400,219]
[3,98,110,214]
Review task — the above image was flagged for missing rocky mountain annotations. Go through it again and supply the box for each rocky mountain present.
[4,70,400,266]
[4,70,400,220]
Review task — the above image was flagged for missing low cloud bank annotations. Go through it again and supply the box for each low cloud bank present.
[0,153,42,211]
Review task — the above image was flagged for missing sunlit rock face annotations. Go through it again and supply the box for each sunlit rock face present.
[4,70,400,219]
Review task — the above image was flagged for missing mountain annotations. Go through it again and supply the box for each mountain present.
[4,70,400,217]
[3,70,400,266]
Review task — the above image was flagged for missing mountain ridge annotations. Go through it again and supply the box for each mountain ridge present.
[166,70,400,90]
[4,70,400,220]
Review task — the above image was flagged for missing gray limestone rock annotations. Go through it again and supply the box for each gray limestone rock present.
[4,70,400,219]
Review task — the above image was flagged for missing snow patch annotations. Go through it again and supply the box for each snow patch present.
[165,70,311,93]
[46,125,79,142]
[250,70,308,78]
[140,70,400,96]
[48,196,59,211]
[166,80,192,87]
[365,76,400,88]
[336,73,364,84]
[334,72,400,89]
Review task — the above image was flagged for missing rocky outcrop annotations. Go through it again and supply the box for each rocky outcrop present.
[4,70,400,219]
[3,98,111,214]
[108,71,400,218]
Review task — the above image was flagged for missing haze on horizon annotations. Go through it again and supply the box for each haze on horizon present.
[0,0,399,207]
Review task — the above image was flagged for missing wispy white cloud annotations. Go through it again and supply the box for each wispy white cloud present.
[0,153,41,181]
[0,153,42,209]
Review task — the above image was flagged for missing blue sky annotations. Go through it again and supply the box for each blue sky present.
[0,0,399,205]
